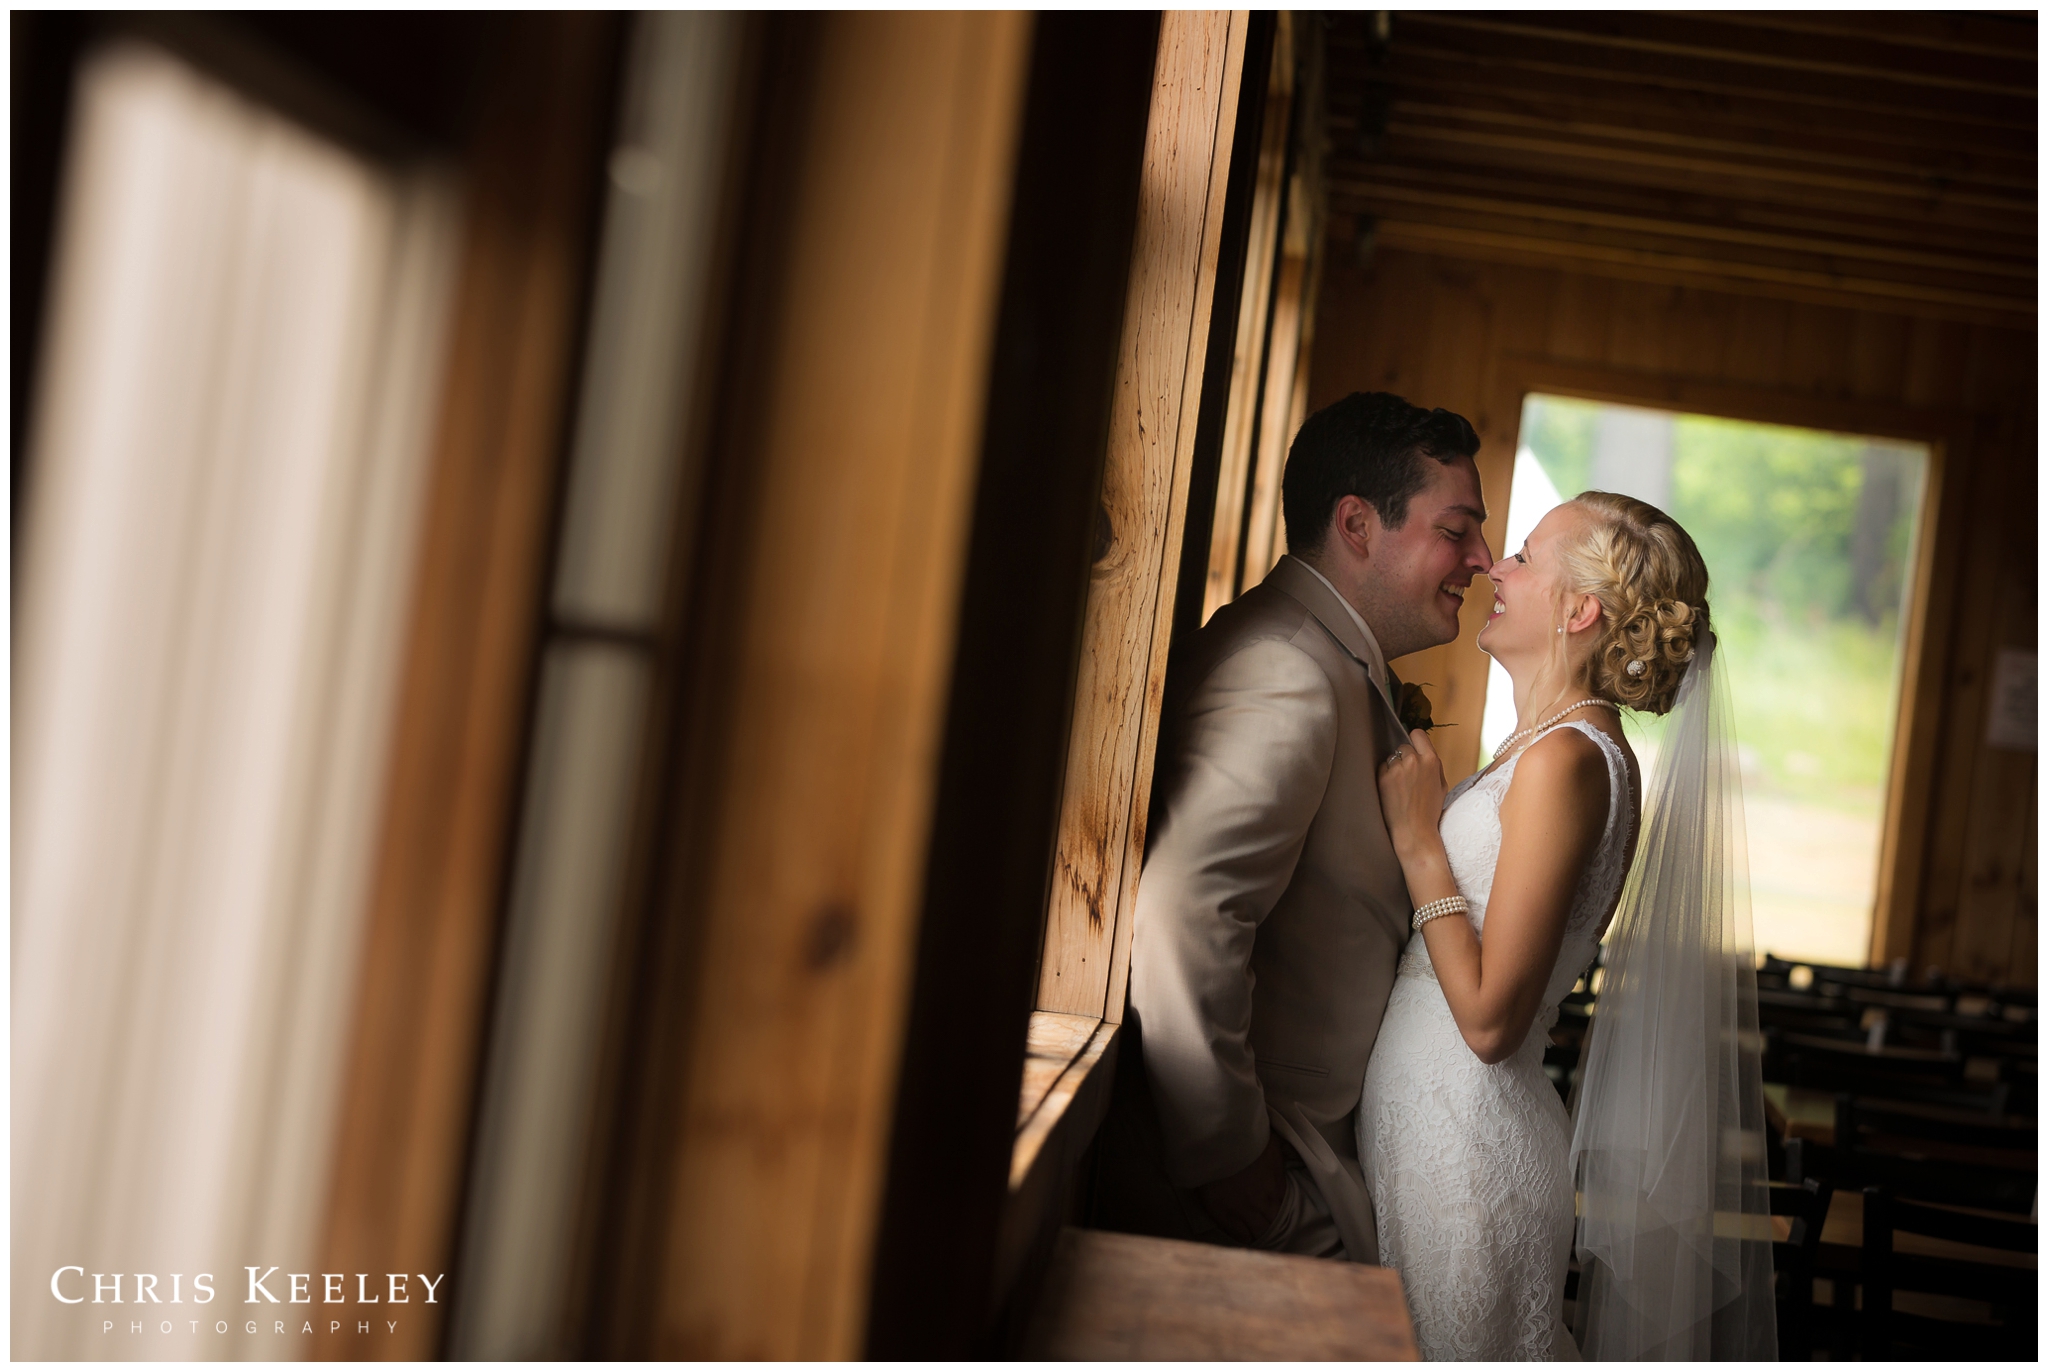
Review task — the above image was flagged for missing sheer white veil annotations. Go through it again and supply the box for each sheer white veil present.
[1568,631,1778,1360]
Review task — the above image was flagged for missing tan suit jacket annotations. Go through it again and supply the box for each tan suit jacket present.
[1128,555,1412,1263]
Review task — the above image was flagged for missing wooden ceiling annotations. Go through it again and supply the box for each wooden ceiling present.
[1323,10,2036,328]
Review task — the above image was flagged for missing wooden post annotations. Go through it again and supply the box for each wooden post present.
[1036,12,1250,1022]
[638,13,1033,1358]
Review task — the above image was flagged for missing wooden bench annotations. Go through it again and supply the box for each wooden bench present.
[1021,1228,1419,1360]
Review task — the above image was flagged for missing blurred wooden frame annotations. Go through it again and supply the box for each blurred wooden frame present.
[315,13,624,1362]
[577,13,1036,1359]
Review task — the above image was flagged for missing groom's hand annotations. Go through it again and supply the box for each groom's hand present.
[1197,1132,1287,1245]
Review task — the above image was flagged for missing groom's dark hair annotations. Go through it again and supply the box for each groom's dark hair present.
[1281,391,1479,553]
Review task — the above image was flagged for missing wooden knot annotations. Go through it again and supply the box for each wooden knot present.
[804,902,858,970]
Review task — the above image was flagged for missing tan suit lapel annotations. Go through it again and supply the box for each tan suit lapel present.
[1263,556,1405,743]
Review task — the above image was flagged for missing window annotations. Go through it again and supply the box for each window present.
[1489,394,1931,968]
[12,39,457,1358]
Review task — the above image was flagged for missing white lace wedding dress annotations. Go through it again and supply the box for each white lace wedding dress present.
[1358,720,1638,1362]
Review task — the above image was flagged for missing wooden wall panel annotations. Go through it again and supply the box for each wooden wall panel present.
[639,14,1033,1358]
[1037,11,1249,1022]
[1305,244,2036,982]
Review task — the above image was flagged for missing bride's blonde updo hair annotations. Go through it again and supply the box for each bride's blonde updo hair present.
[1554,491,1711,715]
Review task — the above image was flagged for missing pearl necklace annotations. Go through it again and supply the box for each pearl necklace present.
[1490,698,1619,768]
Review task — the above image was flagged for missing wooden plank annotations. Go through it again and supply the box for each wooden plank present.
[1941,421,2037,984]
[1011,1020,1118,1191]
[1037,11,1248,1021]
[1017,1010,1102,1128]
[1497,354,1980,450]
[1020,1228,1420,1360]
[1704,10,2037,61]
[1347,43,2038,157]
[1201,15,1294,625]
[1384,249,1500,782]
[1327,167,2031,272]
[1265,191,1326,574]
[1344,91,2039,191]
[314,16,619,1362]
[1361,219,2033,324]
[1451,11,2036,95]
[1907,415,2019,978]
[643,13,1033,1359]
[992,1025,1122,1327]
[1238,181,1309,587]
[1392,15,2034,125]
[1333,160,2035,260]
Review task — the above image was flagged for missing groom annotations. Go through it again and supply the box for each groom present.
[1113,390,1491,1263]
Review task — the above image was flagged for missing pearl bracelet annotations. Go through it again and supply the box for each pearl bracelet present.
[1412,894,1469,931]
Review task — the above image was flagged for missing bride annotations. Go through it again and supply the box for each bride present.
[1360,491,1775,1361]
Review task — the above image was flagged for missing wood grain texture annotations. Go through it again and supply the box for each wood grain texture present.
[1306,246,2033,983]
[1907,405,2038,986]
[1200,15,1293,626]
[1021,1227,1419,1360]
[643,13,1032,1358]
[1018,1010,1103,1128]
[314,15,619,1361]
[1038,11,1249,1021]
[1238,172,1315,586]
[1324,12,2034,328]
[1011,1020,1118,1192]
[992,1027,1123,1339]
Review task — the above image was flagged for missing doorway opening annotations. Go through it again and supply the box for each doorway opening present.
[1482,394,1931,969]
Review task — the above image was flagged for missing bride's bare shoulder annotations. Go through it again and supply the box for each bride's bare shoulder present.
[1502,728,1610,816]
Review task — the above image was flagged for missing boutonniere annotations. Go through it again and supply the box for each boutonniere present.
[1395,680,1438,735]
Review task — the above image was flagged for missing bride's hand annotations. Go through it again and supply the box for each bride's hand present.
[1378,728,1448,859]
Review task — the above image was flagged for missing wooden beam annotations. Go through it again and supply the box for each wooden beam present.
[1493,353,1981,451]
[315,15,620,1361]
[1330,176,2033,286]
[1332,42,2039,163]
[1347,219,2034,328]
[1240,174,1314,588]
[1694,10,2037,62]
[1037,11,1249,1021]
[1332,141,2035,242]
[636,12,1033,1359]
[1351,118,2037,219]
[1349,40,2038,149]
[1202,15,1294,626]
[1394,14,2035,122]
[1340,92,2038,192]
[1327,180,2031,286]
[1434,11,2036,97]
